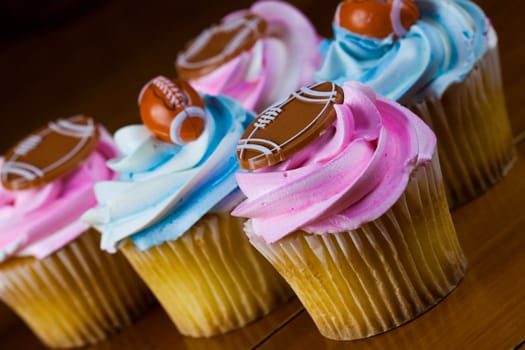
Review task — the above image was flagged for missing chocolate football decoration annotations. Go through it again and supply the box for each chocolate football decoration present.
[337,0,419,38]
[1,115,99,191]
[237,82,344,170]
[138,76,206,144]
[176,13,267,80]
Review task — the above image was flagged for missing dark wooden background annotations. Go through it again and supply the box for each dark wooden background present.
[1,0,524,349]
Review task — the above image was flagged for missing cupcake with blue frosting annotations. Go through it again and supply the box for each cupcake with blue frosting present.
[315,0,515,206]
[82,76,292,338]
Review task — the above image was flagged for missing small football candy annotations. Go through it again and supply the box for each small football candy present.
[336,0,419,38]
[138,76,206,144]
[237,82,344,170]
[1,115,99,191]
[176,14,267,79]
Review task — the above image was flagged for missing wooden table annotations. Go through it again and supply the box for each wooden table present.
[1,0,524,349]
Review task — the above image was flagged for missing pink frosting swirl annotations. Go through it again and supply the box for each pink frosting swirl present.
[232,82,436,243]
[187,1,321,113]
[0,128,117,261]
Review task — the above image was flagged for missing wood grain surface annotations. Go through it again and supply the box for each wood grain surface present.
[0,0,524,349]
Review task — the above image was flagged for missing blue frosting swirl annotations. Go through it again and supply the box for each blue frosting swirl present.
[83,95,254,251]
[315,0,490,102]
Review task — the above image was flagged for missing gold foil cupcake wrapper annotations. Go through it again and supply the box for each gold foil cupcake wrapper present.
[0,229,155,348]
[120,213,293,338]
[246,156,467,340]
[410,46,515,207]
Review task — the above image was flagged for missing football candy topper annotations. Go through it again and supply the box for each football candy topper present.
[138,76,206,145]
[237,82,344,170]
[1,115,99,191]
[336,0,419,38]
[176,13,267,80]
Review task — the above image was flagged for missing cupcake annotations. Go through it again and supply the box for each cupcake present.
[83,77,293,338]
[175,0,321,113]
[232,81,467,340]
[0,116,154,348]
[315,0,515,206]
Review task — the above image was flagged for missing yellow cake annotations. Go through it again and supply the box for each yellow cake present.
[411,46,515,206]
[0,230,154,348]
[245,157,466,340]
[120,213,292,337]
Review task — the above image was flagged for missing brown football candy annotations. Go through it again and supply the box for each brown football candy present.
[176,13,267,80]
[138,76,206,144]
[237,82,344,170]
[337,0,419,38]
[1,115,99,191]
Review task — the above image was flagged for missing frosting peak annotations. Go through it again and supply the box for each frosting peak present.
[232,82,435,243]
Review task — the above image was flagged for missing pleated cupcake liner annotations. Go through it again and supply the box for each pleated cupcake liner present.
[120,213,293,338]
[0,229,155,348]
[411,46,516,207]
[246,156,467,341]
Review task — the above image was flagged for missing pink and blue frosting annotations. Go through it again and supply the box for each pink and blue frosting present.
[83,95,253,252]
[315,0,493,103]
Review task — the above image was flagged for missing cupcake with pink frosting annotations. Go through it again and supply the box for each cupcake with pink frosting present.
[233,82,467,340]
[0,116,154,348]
[175,0,321,113]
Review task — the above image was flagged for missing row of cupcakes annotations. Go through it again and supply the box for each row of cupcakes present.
[0,0,515,347]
